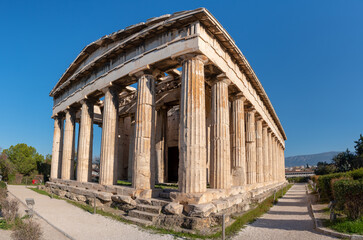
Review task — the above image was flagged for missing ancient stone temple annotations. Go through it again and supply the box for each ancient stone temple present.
[48,8,287,231]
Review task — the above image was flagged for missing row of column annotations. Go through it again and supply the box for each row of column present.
[51,72,156,189]
[51,54,285,195]
[179,55,285,193]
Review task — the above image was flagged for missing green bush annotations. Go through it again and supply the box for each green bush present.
[0,181,6,189]
[317,172,348,200]
[349,168,363,180]
[333,179,363,220]
[316,168,363,201]
[287,177,309,183]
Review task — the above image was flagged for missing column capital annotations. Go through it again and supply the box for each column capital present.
[214,73,232,85]
[52,112,65,119]
[245,106,256,113]
[80,96,98,105]
[64,106,77,114]
[231,92,246,102]
[177,54,209,64]
[256,114,263,122]
[101,83,122,94]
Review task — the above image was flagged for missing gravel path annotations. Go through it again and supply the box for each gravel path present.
[0,229,11,240]
[232,183,337,240]
[7,185,175,240]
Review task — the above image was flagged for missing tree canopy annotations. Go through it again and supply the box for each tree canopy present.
[316,134,363,175]
[3,143,44,176]
[354,134,363,157]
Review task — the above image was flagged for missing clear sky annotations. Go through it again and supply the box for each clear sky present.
[0,0,362,158]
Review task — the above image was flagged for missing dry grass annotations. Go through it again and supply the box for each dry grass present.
[11,219,43,240]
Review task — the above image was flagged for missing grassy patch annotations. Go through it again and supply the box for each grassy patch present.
[28,188,62,200]
[29,184,292,239]
[0,219,12,230]
[116,180,132,186]
[154,184,178,190]
[116,180,178,190]
[325,217,363,235]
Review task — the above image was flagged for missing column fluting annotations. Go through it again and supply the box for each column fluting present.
[262,125,269,183]
[132,74,155,190]
[256,118,263,183]
[51,115,63,179]
[245,109,256,184]
[231,94,246,186]
[178,55,207,193]
[77,99,94,183]
[210,74,231,189]
[61,108,76,180]
[99,86,119,185]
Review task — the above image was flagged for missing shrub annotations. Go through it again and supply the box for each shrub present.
[333,179,363,220]
[287,177,309,183]
[11,219,42,240]
[349,167,363,180]
[311,175,319,183]
[0,199,19,224]
[0,181,6,189]
[317,172,348,200]
[0,188,6,201]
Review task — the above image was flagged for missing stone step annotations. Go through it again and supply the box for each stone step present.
[124,216,153,226]
[136,204,161,214]
[128,210,159,222]
[150,198,170,207]
[159,192,170,199]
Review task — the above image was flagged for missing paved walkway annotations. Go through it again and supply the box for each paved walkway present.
[233,183,337,240]
[8,185,175,240]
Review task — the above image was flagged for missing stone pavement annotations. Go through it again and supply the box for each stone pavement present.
[233,183,337,240]
[7,185,175,240]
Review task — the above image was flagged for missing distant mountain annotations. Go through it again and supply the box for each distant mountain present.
[285,151,340,167]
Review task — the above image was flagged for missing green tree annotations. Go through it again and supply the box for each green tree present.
[37,154,51,182]
[315,161,336,175]
[332,149,355,172]
[3,144,44,176]
[354,134,363,157]
[0,148,15,181]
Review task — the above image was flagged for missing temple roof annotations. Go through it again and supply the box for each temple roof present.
[50,8,286,140]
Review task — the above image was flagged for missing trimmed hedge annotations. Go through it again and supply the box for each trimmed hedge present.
[317,168,363,201]
[350,168,363,180]
[332,179,363,220]
[318,172,348,200]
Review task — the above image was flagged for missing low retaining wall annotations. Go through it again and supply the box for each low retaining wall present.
[42,179,287,232]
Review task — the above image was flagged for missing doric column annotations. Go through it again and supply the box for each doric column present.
[282,146,285,181]
[245,108,256,184]
[268,130,273,182]
[273,136,277,181]
[132,74,155,190]
[155,107,167,184]
[231,94,246,186]
[210,74,231,189]
[178,55,207,193]
[118,116,131,180]
[256,118,263,183]
[51,115,63,179]
[128,118,135,182]
[61,108,76,180]
[99,86,119,185]
[262,125,269,183]
[77,99,94,183]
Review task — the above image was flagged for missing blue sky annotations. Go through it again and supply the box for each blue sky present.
[0,0,362,158]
